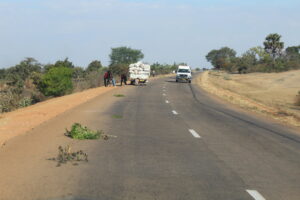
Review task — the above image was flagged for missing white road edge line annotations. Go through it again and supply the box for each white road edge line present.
[172,110,178,115]
[188,129,201,138]
[165,100,169,104]
[246,190,266,200]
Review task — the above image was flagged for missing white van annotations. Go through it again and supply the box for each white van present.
[176,65,192,83]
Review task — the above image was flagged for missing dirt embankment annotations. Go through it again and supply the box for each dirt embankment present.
[0,86,117,146]
[197,70,300,127]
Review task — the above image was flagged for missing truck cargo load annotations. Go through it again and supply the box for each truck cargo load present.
[129,62,151,85]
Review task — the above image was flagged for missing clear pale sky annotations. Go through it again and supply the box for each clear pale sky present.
[0,0,299,68]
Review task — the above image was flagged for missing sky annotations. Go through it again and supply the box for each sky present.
[0,0,299,69]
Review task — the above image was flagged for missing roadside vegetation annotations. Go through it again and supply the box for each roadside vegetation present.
[49,145,88,167]
[108,47,178,76]
[0,57,105,113]
[206,33,300,107]
[150,62,178,74]
[65,123,107,140]
[112,114,123,119]
[206,33,300,74]
[0,46,179,114]
[114,94,125,97]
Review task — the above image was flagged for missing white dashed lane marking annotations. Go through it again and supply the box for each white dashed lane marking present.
[172,110,178,115]
[163,93,166,96]
[188,129,201,138]
[166,100,169,104]
[246,190,266,200]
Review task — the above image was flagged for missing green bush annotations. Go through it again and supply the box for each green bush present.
[38,67,73,97]
[18,97,32,108]
[31,91,46,103]
[65,123,102,140]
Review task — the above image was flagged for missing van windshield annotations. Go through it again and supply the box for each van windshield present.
[178,69,190,73]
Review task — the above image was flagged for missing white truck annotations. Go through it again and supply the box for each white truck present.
[129,62,151,85]
[176,65,192,83]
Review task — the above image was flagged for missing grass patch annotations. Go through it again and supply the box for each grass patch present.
[65,123,107,140]
[114,94,125,97]
[112,114,123,119]
[49,145,88,167]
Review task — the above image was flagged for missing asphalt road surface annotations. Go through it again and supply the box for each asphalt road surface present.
[1,75,299,200]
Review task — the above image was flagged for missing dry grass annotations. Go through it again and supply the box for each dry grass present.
[48,145,88,167]
[198,70,300,127]
[295,93,300,106]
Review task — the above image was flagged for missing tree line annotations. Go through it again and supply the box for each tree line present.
[206,33,300,73]
[0,47,178,113]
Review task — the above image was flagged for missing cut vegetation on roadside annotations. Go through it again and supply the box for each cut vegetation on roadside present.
[48,145,88,167]
[197,70,300,127]
[65,123,108,140]
[0,86,116,146]
[112,114,123,119]
[114,94,125,97]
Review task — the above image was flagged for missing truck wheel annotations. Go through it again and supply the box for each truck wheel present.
[189,80,191,83]
[176,79,178,82]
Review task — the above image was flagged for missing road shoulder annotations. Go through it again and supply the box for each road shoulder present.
[0,86,119,146]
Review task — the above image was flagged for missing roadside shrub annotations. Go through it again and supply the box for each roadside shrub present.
[30,72,43,86]
[114,94,125,97]
[18,97,32,108]
[48,145,88,167]
[85,71,103,88]
[65,123,102,140]
[38,67,73,97]
[73,71,104,92]
[0,89,20,113]
[31,91,46,103]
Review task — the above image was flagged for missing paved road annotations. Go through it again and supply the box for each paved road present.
[1,75,300,200]
[75,75,300,200]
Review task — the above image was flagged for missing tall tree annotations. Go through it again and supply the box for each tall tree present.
[206,47,236,70]
[109,63,129,76]
[263,33,284,59]
[86,60,102,72]
[247,46,272,66]
[72,67,86,79]
[54,58,74,68]
[44,58,74,72]
[286,45,300,60]
[109,47,144,66]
